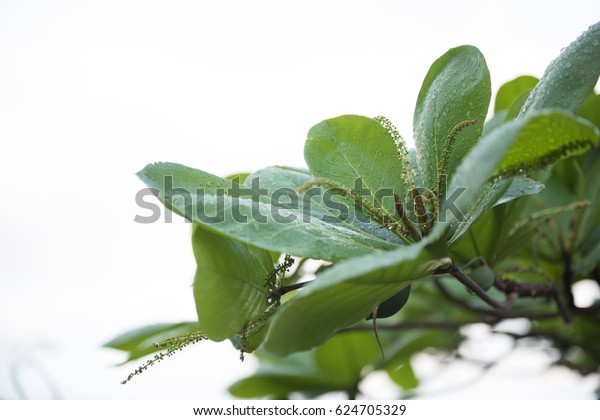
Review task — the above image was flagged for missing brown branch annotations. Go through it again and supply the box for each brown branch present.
[447,264,508,310]
[434,278,497,315]
[395,193,422,241]
[434,276,560,321]
[342,310,560,333]
[494,277,572,323]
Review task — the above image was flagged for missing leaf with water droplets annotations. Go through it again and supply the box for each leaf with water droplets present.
[445,110,598,233]
[520,21,600,115]
[496,110,599,177]
[413,45,491,193]
[264,224,449,355]
[304,115,409,227]
[138,162,401,261]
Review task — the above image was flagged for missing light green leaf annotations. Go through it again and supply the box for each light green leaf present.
[494,75,539,112]
[388,361,418,390]
[577,93,600,128]
[414,45,491,192]
[228,352,334,398]
[192,226,272,341]
[520,21,600,116]
[315,332,381,390]
[104,322,200,363]
[505,89,533,121]
[483,110,508,136]
[264,225,450,355]
[138,162,400,261]
[304,115,407,220]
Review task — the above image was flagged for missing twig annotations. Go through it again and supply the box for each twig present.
[371,307,385,359]
[447,263,508,310]
[279,280,313,295]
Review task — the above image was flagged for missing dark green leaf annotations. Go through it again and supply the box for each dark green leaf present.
[366,286,411,320]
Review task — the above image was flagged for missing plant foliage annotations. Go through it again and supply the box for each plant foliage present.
[107,22,600,398]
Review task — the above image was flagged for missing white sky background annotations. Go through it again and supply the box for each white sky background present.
[0,0,599,399]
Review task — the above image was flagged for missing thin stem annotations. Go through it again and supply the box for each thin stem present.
[395,193,421,241]
[279,280,313,295]
[371,307,385,359]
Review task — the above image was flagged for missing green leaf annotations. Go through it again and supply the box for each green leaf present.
[447,176,543,245]
[104,322,200,363]
[446,110,599,226]
[414,45,491,192]
[495,111,599,177]
[574,240,600,275]
[494,75,539,112]
[495,176,545,206]
[314,332,381,390]
[264,225,450,355]
[366,286,411,320]
[304,115,408,220]
[388,361,418,390]
[138,162,400,261]
[497,202,590,263]
[245,166,404,246]
[192,226,273,341]
[505,89,533,121]
[520,21,600,116]
[483,110,508,136]
[577,93,600,128]
[228,351,335,399]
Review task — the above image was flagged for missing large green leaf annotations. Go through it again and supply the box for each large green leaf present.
[447,110,599,225]
[413,45,491,192]
[138,162,400,261]
[314,331,381,391]
[304,115,407,220]
[192,226,273,341]
[230,331,384,399]
[520,21,600,116]
[244,166,403,246]
[264,225,450,355]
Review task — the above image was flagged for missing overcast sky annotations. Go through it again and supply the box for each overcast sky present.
[0,0,599,399]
